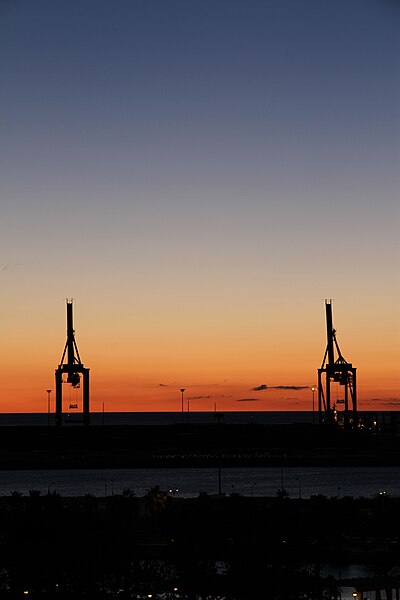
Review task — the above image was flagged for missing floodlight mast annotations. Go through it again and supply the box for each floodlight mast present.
[317,300,357,428]
[55,300,90,427]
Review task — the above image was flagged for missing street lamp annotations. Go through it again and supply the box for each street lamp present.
[311,386,317,424]
[295,477,302,499]
[46,389,52,426]
[180,388,186,424]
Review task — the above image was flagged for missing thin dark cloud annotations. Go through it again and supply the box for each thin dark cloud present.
[237,398,260,402]
[274,386,309,391]
[187,395,211,400]
[251,384,309,391]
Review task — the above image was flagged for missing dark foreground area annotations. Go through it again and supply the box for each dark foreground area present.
[0,422,400,469]
[0,491,399,598]
[1,423,399,598]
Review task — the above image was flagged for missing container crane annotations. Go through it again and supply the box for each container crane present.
[55,300,90,426]
[318,300,357,427]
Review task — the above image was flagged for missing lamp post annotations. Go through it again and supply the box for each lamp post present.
[311,386,317,424]
[379,490,386,525]
[180,388,186,424]
[295,477,302,499]
[46,389,52,426]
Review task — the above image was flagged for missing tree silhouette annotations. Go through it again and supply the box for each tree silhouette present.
[145,486,167,515]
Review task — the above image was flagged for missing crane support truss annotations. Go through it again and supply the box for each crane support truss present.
[55,300,90,426]
[318,300,357,427]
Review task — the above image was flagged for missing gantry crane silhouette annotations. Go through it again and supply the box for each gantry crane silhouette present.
[55,300,90,426]
[318,300,357,427]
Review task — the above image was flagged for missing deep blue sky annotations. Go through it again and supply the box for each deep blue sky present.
[0,0,399,410]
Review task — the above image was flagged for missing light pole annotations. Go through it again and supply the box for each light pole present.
[180,388,185,424]
[295,477,302,499]
[46,389,52,426]
[311,386,317,424]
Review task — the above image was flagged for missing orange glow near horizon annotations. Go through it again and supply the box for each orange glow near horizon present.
[1,369,399,414]
[0,298,398,414]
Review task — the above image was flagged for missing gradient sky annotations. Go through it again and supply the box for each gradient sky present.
[1,0,399,413]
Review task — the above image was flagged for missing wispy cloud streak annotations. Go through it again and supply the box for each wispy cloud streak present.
[251,384,309,391]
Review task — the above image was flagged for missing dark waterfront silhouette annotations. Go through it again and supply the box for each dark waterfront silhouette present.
[1,419,400,596]
[0,416,399,470]
[1,491,400,598]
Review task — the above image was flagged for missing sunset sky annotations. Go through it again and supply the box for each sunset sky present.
[1,0,399,414]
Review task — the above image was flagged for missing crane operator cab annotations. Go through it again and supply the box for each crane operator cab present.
[67,372,81,388]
